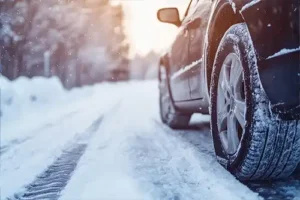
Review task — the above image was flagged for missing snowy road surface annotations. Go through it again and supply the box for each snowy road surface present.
[1,81,300,200]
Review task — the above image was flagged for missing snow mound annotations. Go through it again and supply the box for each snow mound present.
[0,75,126,147]
[0,76,65,121]
[0,75,100,138]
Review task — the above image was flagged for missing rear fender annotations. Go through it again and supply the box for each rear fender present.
[238,0,300,60]
[238,0,300,119]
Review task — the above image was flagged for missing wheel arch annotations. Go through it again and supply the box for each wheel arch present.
[204,1,244,96]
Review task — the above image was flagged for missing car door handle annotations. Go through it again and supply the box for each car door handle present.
[186,18,201,30]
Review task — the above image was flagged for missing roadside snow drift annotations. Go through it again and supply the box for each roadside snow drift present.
[0,75,123,149]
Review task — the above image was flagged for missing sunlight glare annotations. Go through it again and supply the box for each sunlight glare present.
[119,0,190,56]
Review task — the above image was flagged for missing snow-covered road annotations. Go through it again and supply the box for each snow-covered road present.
[1,80,300,200]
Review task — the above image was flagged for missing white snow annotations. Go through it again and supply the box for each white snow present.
[60,82,259,200]
[0,76,124,198]
[267,47,300,59]
[228,0,237,13]
[1,75,102,146]
[1,77,298,200]
[240,0,261,13]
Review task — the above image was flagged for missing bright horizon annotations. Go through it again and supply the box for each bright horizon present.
[119,0,190,57]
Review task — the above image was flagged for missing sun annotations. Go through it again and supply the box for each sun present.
[119,0,190,57]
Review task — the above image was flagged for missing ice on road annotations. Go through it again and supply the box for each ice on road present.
[1,80,299,200]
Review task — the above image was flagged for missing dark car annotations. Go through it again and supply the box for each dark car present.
[157,0,300,180]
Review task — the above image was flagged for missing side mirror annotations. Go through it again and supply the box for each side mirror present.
[157,8,181,27]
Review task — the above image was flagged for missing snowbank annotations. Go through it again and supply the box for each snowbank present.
[1,76,66,123]
[0,75,123,146]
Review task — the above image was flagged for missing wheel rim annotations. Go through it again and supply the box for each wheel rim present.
[217,53,246,155]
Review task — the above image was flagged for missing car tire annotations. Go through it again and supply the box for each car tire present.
[210,23,300,180]
[159,64,191,129]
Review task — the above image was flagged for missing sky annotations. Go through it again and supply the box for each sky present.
[118,0,190,57]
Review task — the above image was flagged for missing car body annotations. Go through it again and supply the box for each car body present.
[157,0,300,180]
[159,0,299,116]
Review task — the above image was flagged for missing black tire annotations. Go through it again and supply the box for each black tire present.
[294,164,300,175]
[210,23,300,180]
[159,64,191,129]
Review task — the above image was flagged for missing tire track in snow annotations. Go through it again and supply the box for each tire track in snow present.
[0,111,79,155]
[126,121,209,200]
[126,118,258,200]
[7,116,103,200]
[152,119,214,158]
[153,119,300,200]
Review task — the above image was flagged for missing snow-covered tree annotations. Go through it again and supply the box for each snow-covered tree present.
[0,0,129,88]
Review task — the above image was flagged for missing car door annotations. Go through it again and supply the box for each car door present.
[169,0,198,102]
[187,0,213,99]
